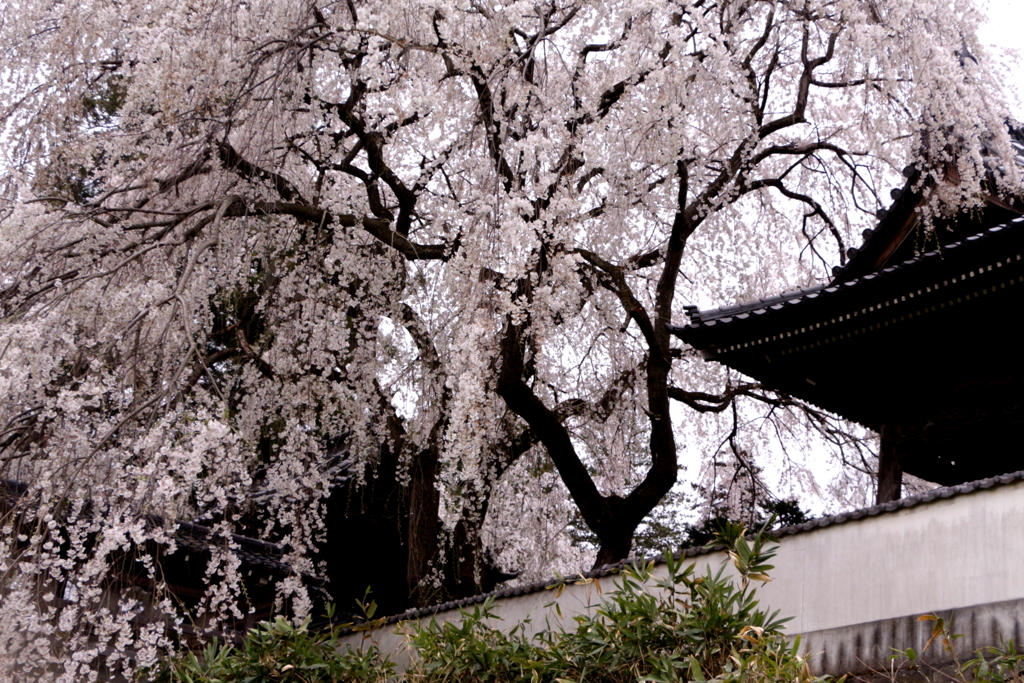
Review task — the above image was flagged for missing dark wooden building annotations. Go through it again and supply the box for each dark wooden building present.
[671,144,1024,503]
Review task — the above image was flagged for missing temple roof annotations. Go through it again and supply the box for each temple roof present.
[671,142,1024,486]
[676,216,1024,352]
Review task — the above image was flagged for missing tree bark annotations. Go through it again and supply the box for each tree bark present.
[406,444,441,605]
[876,425,903,504]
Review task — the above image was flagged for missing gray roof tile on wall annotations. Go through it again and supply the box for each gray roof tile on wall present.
[351,469,1024,630]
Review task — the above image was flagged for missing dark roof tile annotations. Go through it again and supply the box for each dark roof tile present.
[341,470,1024,633]
[677,219,1021,332]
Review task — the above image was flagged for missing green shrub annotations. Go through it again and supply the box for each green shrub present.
[139,524,845,683]
[408,521,822,683]
[893,614,1024,683]
[963,640,1024,683]
[406,600,535,683]
[142,525,1024,683]
[138,613,393,683]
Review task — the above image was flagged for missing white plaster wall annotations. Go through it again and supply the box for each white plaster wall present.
[340,479,1024,669]
[340,556,731,669]
[757,478,1024,633]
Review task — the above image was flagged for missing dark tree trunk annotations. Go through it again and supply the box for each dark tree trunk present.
[496,320,677,571]
[324,443,409,618]
[323,438,513,617]
[406,445,441,605]
[593,530,634,568]
[876,425,903,504]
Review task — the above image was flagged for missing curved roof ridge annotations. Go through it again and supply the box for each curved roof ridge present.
[678,217,1024,330]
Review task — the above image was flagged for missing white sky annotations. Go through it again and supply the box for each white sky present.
[978,0,1024,117]
[766,0,1024,515]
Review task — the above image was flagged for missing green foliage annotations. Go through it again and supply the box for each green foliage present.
[631,488,698,558]
[406,600,534,683]
[140,531,1024,683]
[963,640,1024,683]
[681,501,808,550]
[408,525,820,683]
[82,74,128,125]
[144,527,816,683]
[569,494,809,559]
[891,614,1024,683]
[138,614,393,683]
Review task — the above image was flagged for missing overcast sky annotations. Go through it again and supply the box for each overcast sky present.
[978,0,1023,117]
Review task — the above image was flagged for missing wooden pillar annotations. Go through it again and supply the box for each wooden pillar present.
[876,425,903,504]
